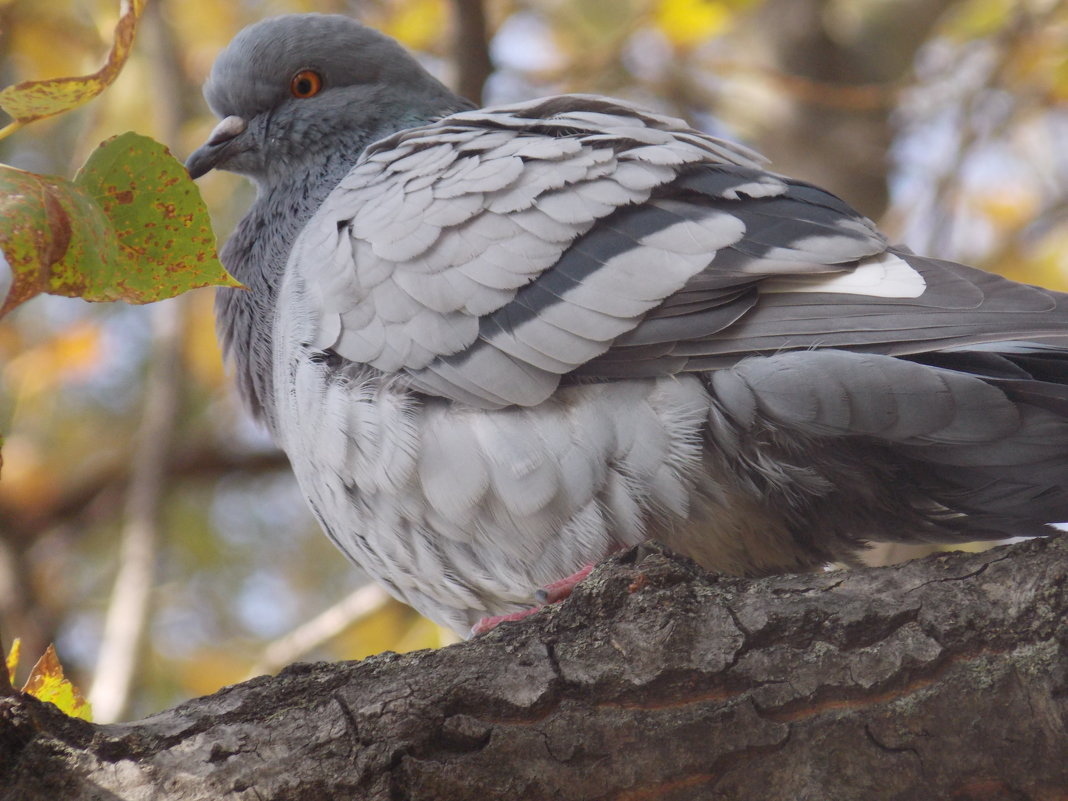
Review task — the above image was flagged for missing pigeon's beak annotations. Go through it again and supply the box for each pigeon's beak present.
[186,115,248,179]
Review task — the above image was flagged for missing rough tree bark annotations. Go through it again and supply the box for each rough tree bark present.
[2,536,1067,800]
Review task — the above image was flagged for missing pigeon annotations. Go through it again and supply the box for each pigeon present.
[188,13,1068,636]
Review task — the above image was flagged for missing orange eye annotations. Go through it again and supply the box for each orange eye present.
[290,69,323,98]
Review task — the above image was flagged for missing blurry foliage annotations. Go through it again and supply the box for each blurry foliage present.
[371,0,450,52]
[0,0,1065,721]
[891,0,1068,289]
[654,0,741,48]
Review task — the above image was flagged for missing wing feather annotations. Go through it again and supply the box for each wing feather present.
[285,94,1068,409]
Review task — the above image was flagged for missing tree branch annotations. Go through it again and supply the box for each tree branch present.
[88,301,183,723]
[450,0,493,104]
[2,535,1066,799]
[753,0,960,220]
[245,583,389,678]
[0,446,290,544]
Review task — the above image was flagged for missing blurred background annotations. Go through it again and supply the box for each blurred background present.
[0,0,1066,722]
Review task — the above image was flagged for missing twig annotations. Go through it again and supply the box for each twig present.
[710,60,901,110]
[246,583,390,678]
[0,448,289,544]
[88,300,182,723]
[450,0,493,104]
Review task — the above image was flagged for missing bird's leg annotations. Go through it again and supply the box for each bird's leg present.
[534,563,595,604]
[470,608,541,635]
[470,563,596,636]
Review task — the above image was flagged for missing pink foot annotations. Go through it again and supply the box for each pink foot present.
[470,608,541,636]
[471,563,597,636]
[534,563,595,604]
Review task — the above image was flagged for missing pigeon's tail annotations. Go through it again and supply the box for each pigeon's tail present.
[910,342,1068,417]
[705,344,1068,559]
[899,343,1068,537]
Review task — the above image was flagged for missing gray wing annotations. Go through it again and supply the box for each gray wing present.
[290,94,1068,409]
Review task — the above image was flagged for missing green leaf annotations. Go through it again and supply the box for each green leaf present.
[73,132,239,302]
[0,165,114,314]
[0,132,238,316]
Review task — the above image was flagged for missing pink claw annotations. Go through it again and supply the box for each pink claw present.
[534,563,595,604]
[470,608,542,636]
[471,563,597,635]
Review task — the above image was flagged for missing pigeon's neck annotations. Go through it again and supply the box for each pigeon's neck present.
[216,148,358,430]
[237,144,361,276]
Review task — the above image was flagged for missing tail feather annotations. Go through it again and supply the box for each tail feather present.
[710,344,1068,547]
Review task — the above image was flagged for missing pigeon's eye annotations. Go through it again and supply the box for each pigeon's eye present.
[290,69,323,98]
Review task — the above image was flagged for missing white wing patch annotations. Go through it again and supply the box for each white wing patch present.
[760,251,927,299]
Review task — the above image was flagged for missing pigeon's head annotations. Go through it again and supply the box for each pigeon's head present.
[186,14,467,186]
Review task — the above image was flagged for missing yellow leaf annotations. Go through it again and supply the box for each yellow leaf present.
[654,0,733,48]
[374,0,448,52]
[941,0,1015,40]
[0,436,56,516]
[5,321,104,397]
[976,188,1039,233]
[6,637,20,686]
[21,644,93,721]
[392,616,461,652]
[183,289,227,389]
[177,648,249,698]
[53,324,101,373]
[0,0,147,135]
[991,233,1068,293]
[336,598,423,660]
